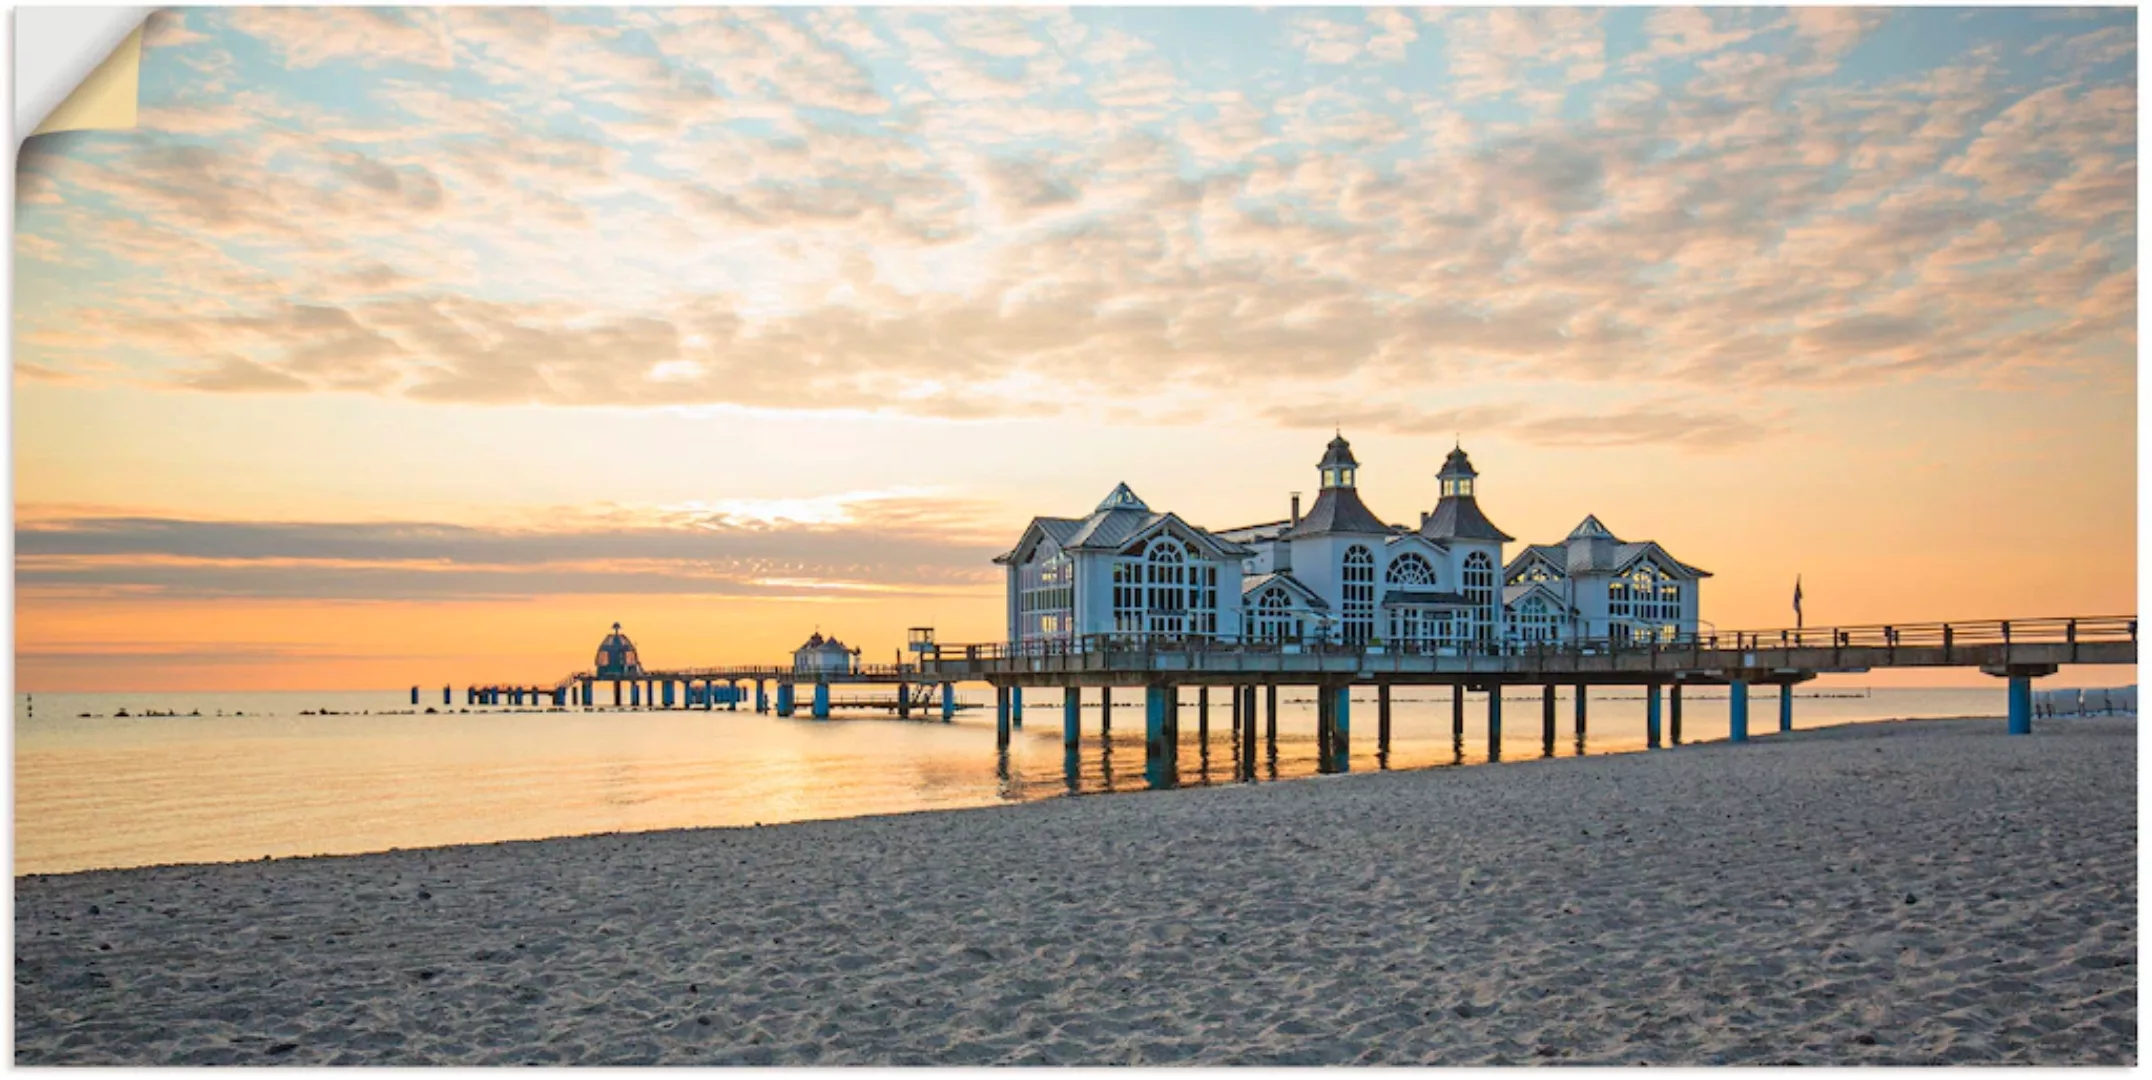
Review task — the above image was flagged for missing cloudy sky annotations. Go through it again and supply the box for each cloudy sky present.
[14,6,2137,690]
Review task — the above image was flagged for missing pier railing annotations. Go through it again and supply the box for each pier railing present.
[918,616,2136,679]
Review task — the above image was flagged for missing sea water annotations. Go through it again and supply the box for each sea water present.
[10,685,2097,874]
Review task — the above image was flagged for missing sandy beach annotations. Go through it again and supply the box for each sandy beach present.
[14,715,2136,1065]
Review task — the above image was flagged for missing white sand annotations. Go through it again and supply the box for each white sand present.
[14,715,2136,1065]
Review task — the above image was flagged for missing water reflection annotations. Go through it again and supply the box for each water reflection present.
[16,685,2015,874]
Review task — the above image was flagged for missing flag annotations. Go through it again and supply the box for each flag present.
[1793,575,1804,628]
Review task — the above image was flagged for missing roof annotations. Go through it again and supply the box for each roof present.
[1214,519,1291,544]
[1382,588,1469,606]
[1567,514,1614,540]
[995,486,1255,564]
[1419,495,1514,543]
[1243,571,1330,610]
[1438,444,1478,479]
[1281,486,1391,539]
[1095,482,1148,512]
[1318,434,1359,471]
[1505,581,1578,612]
[1508,527,1712,579]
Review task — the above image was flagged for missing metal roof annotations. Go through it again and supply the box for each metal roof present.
[1419,495,1514,543]
[1243,571,1331,610]
[1281,486,1391,539]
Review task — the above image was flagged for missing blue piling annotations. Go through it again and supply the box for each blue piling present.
[2008,675,2032,735]
[581,683,593,707]
[776,683,795,717]
[995,687,1011,747]
[940,682,956,722]
[755,681,768,714]
[443,686,451,706]
[1729,680,1750,742]
[1779,686,1793,733]
[410,686,419,706]
[1487,688,1503,761]
[1011,686,1024,728]
[1064,689,1081,751]
[629,683,641,708]
[813,681,831,720]
[1645,683,1662,748]
[662,681,676,709]
[1145,684,1174,789]
[1332,684,1352,772]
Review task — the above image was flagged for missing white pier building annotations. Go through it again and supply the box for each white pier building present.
[997,435,1708,652]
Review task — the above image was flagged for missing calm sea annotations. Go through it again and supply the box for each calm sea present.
[10,684,2102,874]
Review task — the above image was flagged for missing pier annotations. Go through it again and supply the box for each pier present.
[924,616,2137,781]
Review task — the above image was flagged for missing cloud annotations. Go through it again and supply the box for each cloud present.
[11,7,2135,431]
[16,497,1009,602]
[1259,397,1778,453]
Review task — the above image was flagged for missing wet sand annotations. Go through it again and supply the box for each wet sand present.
[14,715,2136,1065]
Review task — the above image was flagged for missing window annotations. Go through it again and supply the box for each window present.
[1112,560,1142,633]
[1018,550,1075,640]
[1384,552,1434,587]
[1511,596,1557,642]
[1342,545,1376,644]
[1144,539,1187,637]
[1324,466,1356,488]
[1509,557,1558,587]
[1608,561,1682,641]
[1464,551,1496,643]
[1109,535,1221,639]
[1252,587,1295,642]
[1441,476,1473,498]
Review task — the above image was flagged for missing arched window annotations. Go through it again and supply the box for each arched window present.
[1252,587,1295,642]
[1609,560,1680,642]
[1144,539,1188,637]
[1464,551,1496,643]
[1384,552,1434,587]
[1342,546,1376,645]
[1511,596,1556,643]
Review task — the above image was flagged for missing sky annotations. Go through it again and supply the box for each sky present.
[12,5,2138,691]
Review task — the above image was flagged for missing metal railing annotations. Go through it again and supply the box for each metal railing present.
[921,616,2138,665]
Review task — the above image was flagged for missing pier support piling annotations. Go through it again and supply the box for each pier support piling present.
[1064,688,1081,751]
[1010,687,1024,728]
[1670,684,1684,745]
[1574,684,1588,741]
[776,683,795,718]
[995,686,1011,747]
[1198,686,1210,749]
[940,682,955,722]
[1331,684,1351,773]
[1645,683,1662,749]
[813,681,831,720]
[1779,685,1793,733]
[1101,687,1113,739]
[1377,684,1392,762]
[1452,686,1466,742]
[1264,684,1278,743]
[1541,685,1557,758]
[2008,675,2032,735]
[1488,688,1503,762]
[1729,679,1750,743]
[1144,684,1175,787]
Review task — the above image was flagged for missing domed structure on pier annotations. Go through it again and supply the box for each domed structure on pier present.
[792,631,860,676]
[594,622,643,678]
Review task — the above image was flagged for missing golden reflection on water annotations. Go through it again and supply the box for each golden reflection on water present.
[16,686,2005,874]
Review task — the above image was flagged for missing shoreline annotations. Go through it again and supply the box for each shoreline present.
[16,714,2137,1065]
